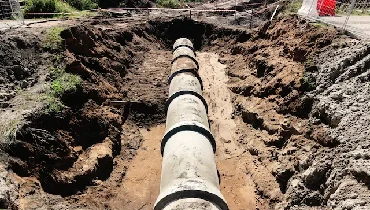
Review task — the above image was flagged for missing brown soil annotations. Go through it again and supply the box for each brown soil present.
[0,14,360,210]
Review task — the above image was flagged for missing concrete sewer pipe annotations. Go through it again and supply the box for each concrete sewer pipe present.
[154,38,229,210]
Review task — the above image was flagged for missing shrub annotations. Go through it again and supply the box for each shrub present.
[24,0,75,14]
[65,0,98,10]
[156,0,180,8]
[155,0,204,8]
[43,27,65,50]
[51,73,82,97]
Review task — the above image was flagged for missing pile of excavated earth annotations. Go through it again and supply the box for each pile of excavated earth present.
[0,10,369,210]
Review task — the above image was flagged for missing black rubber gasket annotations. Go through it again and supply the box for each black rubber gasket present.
[154,190,229,210]
[161,124,216,156]
[172,54,199,70]
[165,91,208,115]
[173,44,194,52]
[168,69,203,91]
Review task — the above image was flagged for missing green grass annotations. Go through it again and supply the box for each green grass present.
[43,26,82,114]
[43,27,65,50]
[24,0,76,14]
[0,119,22,143]
[51,73,82,97]
[157,0,180,8]
[284,0,303,14]
[311,22,328,28]
[66,0,97,10]
[156,0,203,8]
[42,94,65,113]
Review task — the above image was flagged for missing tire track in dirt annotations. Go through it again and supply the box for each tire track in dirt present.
[197,52,266,210]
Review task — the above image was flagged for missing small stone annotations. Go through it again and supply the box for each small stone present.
[20,80,29,88]
[350,106,359,112]
[222,138,231,143]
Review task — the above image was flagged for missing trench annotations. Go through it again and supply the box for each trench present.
[0,16,339,209]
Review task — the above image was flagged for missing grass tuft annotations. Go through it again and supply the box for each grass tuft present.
[0,119,21,143]
[43,27,65,50]
[51,73,82,97]
[156,0,203,8]
[24,0,76,14]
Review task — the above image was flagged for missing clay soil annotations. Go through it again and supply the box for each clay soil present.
[1,13,370,210]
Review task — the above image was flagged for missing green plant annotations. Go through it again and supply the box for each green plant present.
[156,0,203,8]
[0,119,21,143]
[24,0,76,14]
[300,72,317,91]
[311,22,327,28]
[51,72,82,97]
[156,0,180,8]
[43,27,65,50]
[49,66,65,78]
[42,94,65,113]
[284,0,303,14]
[66,0,98,10]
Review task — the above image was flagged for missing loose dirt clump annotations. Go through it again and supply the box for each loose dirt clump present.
[0,32,44,106]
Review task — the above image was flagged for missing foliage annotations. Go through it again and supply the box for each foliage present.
[300,71,317,92]
[0,119,21,143]
[65,0,98,10]
[156,0,180,8]
[155,0,203,8]
[24,0,76,14]
[43,27,65,50]
[283,0,302,14]
[43,68,81,113]
[42,94,65,113]
[51,72,82,97]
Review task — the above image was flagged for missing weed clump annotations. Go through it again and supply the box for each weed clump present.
[42,28,82,114]
[43,27,65,51]
[51,72,82,97]
[24,0,76,15]
[156,0,202,8]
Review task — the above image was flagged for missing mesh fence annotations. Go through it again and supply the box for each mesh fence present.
[0,0,24,29]
[290,0,370,39]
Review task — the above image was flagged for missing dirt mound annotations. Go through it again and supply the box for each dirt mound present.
[222,15,370,209]
[2,21,170,200]
[0,32,44,106]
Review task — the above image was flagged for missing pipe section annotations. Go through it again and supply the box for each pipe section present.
[155,39,228,210]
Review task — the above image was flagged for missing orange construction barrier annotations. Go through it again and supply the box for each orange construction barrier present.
[317,0,336,16]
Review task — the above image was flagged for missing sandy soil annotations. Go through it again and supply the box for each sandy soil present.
[198,52,263,210]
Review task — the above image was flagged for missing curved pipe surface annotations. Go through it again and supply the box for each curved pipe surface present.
[155,38,228,210]
[173,38,194,51]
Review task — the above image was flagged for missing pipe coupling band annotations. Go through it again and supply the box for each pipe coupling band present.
[172,55,199,70]
[165,90,208,115]
[154,190,229,210]
[168,69,204,91]
[173,44,194,52]
[161,124,216,156]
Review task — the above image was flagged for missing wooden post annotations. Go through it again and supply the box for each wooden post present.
[235,0,237,21]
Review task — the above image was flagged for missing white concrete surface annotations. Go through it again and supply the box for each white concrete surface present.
[320,16,370,39]
[298,0,319,17]
[156,38,227,210]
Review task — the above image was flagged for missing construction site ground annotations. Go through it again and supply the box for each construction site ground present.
[1,3,370,210]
